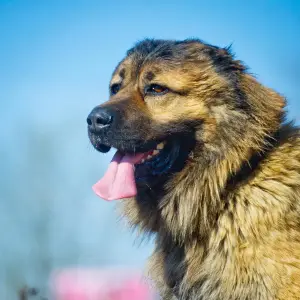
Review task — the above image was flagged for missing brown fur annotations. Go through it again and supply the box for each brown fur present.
[103,39,300,299]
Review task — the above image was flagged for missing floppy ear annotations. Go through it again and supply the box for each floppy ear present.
[240,74,286,132]
[215,45,286,131]
[202,44,247,73]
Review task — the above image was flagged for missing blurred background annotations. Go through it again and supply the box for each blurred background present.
[0,0,299,299]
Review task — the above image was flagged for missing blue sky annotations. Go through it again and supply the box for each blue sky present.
[1,0,299,126]
[0,0,299,296]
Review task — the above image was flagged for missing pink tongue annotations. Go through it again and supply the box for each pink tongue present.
[92,151,146,201]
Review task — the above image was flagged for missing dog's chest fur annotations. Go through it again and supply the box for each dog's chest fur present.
[153,193,300,299]
[121,130,300,300]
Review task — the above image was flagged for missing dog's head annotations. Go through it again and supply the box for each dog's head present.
[88,39,285,201]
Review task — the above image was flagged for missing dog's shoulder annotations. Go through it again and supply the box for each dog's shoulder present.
[253,122,300,191]
[203,123,300,299]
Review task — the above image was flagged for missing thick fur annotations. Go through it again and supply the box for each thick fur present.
[104,39,300,299]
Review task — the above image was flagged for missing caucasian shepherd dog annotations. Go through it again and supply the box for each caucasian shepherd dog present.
[87,39,300,299]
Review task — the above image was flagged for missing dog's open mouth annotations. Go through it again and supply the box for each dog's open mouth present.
[92,138,190,201]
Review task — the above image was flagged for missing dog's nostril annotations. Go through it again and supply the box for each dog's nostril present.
[106,116,113,124]
[96,115,113,125]
[87,117,92,126]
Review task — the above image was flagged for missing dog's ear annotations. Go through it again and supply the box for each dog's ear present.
[241,74,286,132]
[214,44,286,129]
[202,43,246,73]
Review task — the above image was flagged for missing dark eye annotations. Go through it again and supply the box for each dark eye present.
[145,84,169,96]
[110,83,121,95]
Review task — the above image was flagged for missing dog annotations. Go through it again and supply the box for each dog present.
[87,39,300,299]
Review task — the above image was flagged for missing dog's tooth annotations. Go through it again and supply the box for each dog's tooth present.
[153,150,159,156]
[147,155,152,160]
[141,159,145,163]
[157,142,164,150]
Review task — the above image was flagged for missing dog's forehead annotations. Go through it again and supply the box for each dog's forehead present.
[111,58,161,85]
[111,56,136,83]
[110,39,213,83]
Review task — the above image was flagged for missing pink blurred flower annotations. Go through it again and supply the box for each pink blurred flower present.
[51,267,154,300]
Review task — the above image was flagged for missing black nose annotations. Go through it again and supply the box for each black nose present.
[87,106,114,132]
